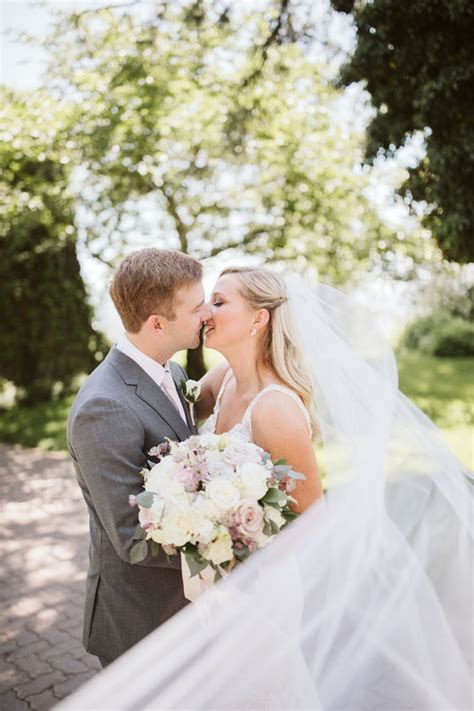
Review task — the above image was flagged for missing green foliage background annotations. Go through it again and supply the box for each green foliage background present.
[0,0,472,455]
[0,91,105,402]
[331,0,474,263]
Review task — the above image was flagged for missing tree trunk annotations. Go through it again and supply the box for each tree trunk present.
[186,339,206,380]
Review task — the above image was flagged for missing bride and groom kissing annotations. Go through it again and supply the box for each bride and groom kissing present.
[67,247,324,669]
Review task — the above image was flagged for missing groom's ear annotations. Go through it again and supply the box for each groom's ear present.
[146,314,164,334]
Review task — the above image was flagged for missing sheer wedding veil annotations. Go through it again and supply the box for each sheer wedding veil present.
[60,275,473,711]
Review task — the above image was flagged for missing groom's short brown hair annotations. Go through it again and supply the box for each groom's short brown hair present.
[109,249,202,333]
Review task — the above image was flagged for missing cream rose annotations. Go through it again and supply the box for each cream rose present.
[160,508,195,547]
[236,462,269,500]
[264,504,285,529]
[206,478,241,510]
[204,531,234,565]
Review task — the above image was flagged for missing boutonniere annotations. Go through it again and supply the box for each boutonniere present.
[180,379,201,425]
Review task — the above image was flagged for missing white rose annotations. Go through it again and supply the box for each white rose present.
[160,508,195,547]
[198,432,221,449]
[223,439,262,468]
[235,462,269,501]
[191,512,215,545]
[145,459,184,497]
[216,434,229,451]
[189,495,217,545]
[149,497,166,524]
[206,457,236,480]
[206,478,241,511]
[184,379,201,402]
[204,531,234,565]
[264,504,285,529]
[192,492,220,520]
[149,527,167,545]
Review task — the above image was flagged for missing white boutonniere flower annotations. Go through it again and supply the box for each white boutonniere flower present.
[180,379,201,425]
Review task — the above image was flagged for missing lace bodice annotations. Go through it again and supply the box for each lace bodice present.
[200,368,311,442]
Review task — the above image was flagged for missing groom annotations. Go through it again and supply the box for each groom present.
[67,248,210,668]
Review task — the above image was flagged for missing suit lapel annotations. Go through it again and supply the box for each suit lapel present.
[170,363,198,435]
[107,347,192,441]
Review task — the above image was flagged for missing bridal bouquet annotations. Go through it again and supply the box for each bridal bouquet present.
[128,433,304,580]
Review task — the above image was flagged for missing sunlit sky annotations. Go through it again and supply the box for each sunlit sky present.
[1,0,423,339]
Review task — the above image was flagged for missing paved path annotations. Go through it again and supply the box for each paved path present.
[0,444,101,711]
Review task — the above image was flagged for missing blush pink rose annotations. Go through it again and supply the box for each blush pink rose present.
[238,500,264,536]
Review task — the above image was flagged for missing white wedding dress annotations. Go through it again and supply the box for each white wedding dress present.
[181,368,312,603]
[200,367,313,441]
[59,278,473,711]
[190,369,318,709]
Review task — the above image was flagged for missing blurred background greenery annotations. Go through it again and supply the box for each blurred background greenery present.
[1,0,472,469]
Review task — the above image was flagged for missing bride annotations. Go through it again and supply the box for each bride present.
[198,267,324,511]
[60,266,473,711]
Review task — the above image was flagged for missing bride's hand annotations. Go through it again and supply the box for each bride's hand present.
[251,392,323,512]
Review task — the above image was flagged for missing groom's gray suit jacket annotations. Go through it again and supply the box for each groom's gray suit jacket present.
[67,347,196,661]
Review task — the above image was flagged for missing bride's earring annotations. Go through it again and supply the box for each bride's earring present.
[250,328,257,337]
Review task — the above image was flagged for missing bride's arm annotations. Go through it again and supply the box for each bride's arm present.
[251,393,323,513]
[195,360,229,420]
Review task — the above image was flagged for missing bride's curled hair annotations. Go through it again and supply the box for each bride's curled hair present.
[220,267,318,439]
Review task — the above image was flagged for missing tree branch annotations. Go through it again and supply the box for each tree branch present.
[89,251,116,269]
[162,191,190,253]
[201,227,269,259]
[242,0,291,88]
[67,0,140,20]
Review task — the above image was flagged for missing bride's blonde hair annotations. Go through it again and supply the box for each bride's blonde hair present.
[220,267,318,439]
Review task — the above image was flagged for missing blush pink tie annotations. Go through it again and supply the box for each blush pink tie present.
[161,368,187,423]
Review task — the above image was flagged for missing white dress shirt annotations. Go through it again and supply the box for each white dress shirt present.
[116,334,187,422]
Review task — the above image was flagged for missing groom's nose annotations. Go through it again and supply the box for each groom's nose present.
[201,304,212,321]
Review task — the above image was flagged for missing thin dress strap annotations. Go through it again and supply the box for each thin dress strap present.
[214,368,233,415]
[244,385,312,437]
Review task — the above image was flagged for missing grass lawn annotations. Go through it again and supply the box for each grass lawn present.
[397,354,473,470]
[0,353,472,470]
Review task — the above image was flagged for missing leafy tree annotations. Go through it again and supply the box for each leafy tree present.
[330,0,474,263]
[0,90,105,402]
[38,1,436,376]
[41,0,433,280]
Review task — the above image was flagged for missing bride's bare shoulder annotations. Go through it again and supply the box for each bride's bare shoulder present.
[251,389,310,438]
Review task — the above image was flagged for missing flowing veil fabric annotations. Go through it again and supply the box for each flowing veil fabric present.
[58,277,473,711]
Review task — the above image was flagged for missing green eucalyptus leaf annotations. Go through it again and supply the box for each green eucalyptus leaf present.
[130,538,148,564]
[288,469,306,481]
[135,491,155,508]
[184,548,209,578]
[133,524,146,540]
[272,464,291,479]
[151,540,161,557]
[261,487,286,505]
